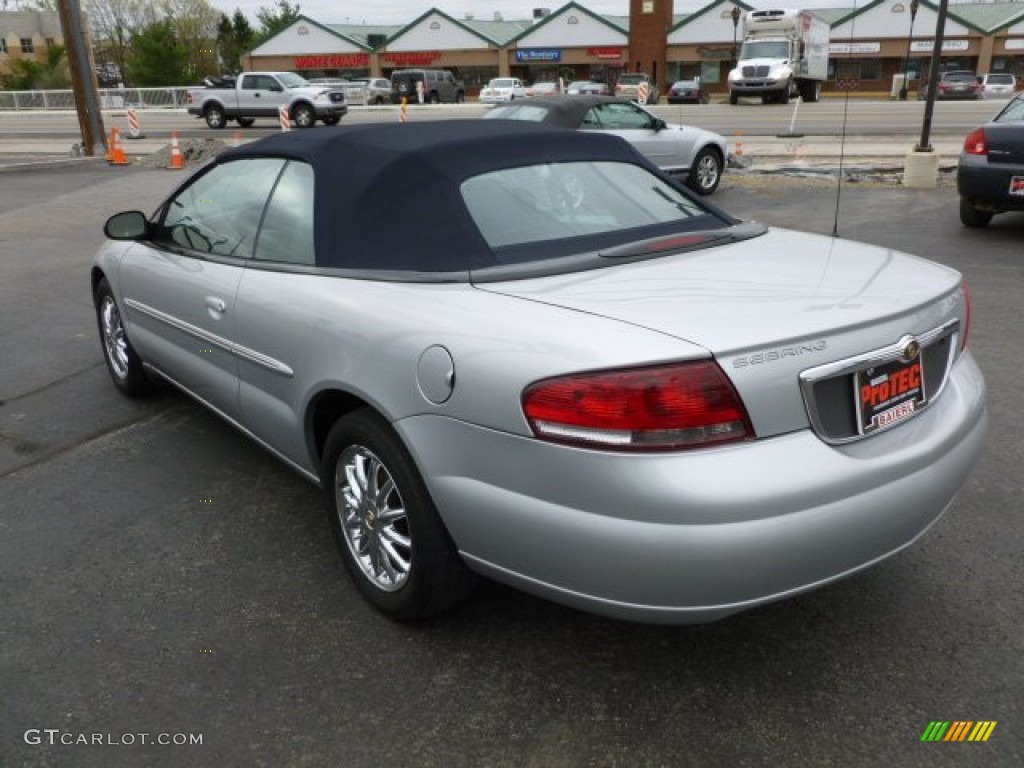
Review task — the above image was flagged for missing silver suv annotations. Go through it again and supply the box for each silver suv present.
[979,73,1017,100]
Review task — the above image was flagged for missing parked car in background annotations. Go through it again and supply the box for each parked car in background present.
[479,77,528,103]
[390,69,465,104]
[957,93,1024,227]
[525,81,561,97]
[978,73,1017,100]
[349,77,391,105]
[667,79,710,105]
[615,72,659,104]
[920,70,982,101]
[566,81,610,96]
[484,95,727,195]
[91,120,986,624]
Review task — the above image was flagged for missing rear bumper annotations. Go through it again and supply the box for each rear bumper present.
[397,352,987,623]
[958,155,1024,211]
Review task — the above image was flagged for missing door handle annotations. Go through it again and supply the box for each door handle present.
[205,296,227,314]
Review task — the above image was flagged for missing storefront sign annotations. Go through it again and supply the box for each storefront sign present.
[696,46,733,61]
[294,54,370,69]
[515,49,562,63]
[1005,39,1024,51]
[587,47,623,60]
[829,42,881,54]
[911,39,969,52]
[381,51,442,66]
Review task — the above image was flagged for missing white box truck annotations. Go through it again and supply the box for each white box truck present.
[727,9,829,105]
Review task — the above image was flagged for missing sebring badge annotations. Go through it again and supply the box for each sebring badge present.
[732,340,828,368]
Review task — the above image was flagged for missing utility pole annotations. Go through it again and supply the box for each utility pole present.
[57,0,106,156]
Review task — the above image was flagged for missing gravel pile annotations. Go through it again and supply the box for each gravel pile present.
[139,138,231,169]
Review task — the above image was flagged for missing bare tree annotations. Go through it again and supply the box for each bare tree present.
[84,0,156,87]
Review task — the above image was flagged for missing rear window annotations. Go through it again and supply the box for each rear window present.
[461,161,719,263]
[986,74,1014,85]
[943,72,977,83]
[483,104,550,121]
[617,74,646,85]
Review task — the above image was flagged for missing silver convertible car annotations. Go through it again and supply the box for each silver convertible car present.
[483,95,728,195]
[92,121,986,624]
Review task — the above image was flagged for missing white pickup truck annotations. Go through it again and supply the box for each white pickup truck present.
[187,72,348,129]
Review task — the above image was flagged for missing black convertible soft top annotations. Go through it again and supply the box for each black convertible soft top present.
[215,119,663,273]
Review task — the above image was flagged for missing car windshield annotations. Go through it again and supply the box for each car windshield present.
[673,81,699,88]
[617,74,647,85]
[567,81,591,89]
[279,73,310,88]
[995,96,1024,122]
[490,79,516,88]
[461,161,723,264]
[740,41,790,59]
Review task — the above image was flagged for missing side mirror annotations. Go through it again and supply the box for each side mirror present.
[104,210,149,241]
[652,117,667,131]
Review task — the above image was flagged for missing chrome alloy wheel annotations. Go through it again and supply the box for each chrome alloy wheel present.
[336,445,412,592]
[100,295,129,380]
[694,153,720,191]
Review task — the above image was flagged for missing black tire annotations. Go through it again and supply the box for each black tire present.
[729,91,739,105]
[428,91,440,104]
[959,197,993,228]
[779,84,790,105]
[204,104,226,129]
[322,409,476,620]
[94,278,149,397]
[687,147,723,196]
[761,94,772,105]
[235,117,255,128]
[321,115,341,126]
[374,96,386,105]
[292,103,316,128]
[455,91,465,104]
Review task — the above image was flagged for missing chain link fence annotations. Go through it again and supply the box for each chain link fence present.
[0,88,194,111]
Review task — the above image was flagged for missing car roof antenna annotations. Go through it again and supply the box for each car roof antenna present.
[832,1,861,238]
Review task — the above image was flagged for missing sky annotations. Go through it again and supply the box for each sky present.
[211,1,857,27]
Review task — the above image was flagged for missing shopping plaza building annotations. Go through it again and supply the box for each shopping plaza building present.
[245,0,1024,97]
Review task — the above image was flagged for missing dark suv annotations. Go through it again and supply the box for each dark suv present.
[390,69,465,104]
[920,71,981,101]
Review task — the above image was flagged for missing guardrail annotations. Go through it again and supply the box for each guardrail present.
[0,87,194,111]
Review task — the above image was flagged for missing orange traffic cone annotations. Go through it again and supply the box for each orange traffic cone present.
[108,127,130,165]
[168,131,185,170]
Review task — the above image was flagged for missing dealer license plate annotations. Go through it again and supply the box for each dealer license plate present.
[855,354,927,434]
[1010,176,1024,197]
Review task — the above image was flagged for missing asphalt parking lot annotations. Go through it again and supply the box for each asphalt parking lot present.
[1,163,1021,767]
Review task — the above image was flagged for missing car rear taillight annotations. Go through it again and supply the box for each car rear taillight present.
[963,128,987,156]
[522,361,753,451]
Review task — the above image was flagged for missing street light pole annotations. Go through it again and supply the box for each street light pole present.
[899,0,920,101]
[918,0,950,151]
[731,6,741,62]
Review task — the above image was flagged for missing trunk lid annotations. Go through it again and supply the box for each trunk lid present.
[478,228,966,438]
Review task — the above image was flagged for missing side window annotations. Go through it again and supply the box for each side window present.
[581,108,602,129]
[241,76,259,90]
[157,159,285,258]
[254,161,316,266]
[597,103,653,130]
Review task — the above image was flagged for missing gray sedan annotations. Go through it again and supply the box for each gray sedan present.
[92,120,986,624]
[483,95,727,195]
